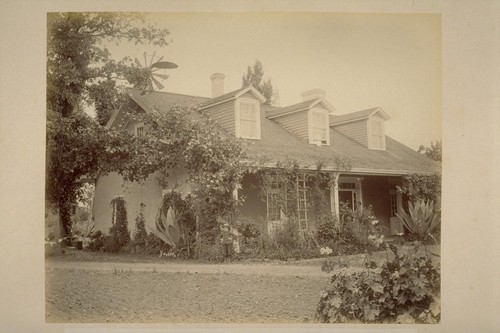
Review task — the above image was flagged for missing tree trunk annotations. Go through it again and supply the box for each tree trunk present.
[59,198,72,241]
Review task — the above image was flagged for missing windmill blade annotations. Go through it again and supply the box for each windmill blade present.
[149,51,156,67]
[151,61,178,69]
[151,76,165,90]
[134,57,142,67]
[152,73,169,80]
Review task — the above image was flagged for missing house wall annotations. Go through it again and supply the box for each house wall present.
[273,111,309,141]
[93,168,191,235]
[203,100,236,134]
[334,119,368,147]
[361,176,393,235]
[238,173,267,222]
[240,91,256,99]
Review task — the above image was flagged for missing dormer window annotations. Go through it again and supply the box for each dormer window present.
[236,98,261,140]
[134,122,144,137]
[310,109,330,145]
[369,117,385,150]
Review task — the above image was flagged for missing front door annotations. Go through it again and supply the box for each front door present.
[389,189,403,234]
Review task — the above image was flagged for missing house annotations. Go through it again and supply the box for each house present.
[92,73,440,238]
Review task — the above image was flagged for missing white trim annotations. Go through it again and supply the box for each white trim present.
[235,85,267,103]
[329,107,390,127]
[235,98,261,140]
[199,86,267,111]
[134,122,145,137]
[267,98,335,120]
[309,108,330,145]
[368,117,386,150]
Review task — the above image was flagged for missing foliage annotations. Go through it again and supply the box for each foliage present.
[87,230,104,252]
[241,60,278,105]
[397,173,441,203]
[397,199,441,244]
[316,204,381,256]
[144,232,166,255]
[104,196,130,252]
[418,140,442,162]
[132,203,148,249]
[316,244,441,324]
[46,12,169,240]
[263,218,319,260]
[150,191,196,257]
[47,12,169,122]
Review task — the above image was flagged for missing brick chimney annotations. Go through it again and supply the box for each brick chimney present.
[210,73,225,98]
[301,88,326,102]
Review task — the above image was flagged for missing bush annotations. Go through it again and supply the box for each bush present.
[104,196,130,253]
[198,241,225,262]
[316,244,440,324]
[87,230,104,252]
[316,206,381,256]
[133,203,148,251]
[144,232,166,255]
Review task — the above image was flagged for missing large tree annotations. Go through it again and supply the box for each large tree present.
[46,13,170,239]
[241,60,278,105]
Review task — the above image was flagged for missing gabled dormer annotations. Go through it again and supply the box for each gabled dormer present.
[329,106,390,150]
[266,89,335,146]
[198,73,267,140]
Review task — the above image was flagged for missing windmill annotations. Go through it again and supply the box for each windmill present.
[133,51,178,93]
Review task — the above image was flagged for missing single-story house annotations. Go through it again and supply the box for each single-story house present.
[92,73,440,238]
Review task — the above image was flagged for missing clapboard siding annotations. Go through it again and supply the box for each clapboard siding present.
[273,111,309,140]
[334,119,368,147]
[202,100,236,134]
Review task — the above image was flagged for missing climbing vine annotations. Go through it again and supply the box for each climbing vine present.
[109,106,244,258]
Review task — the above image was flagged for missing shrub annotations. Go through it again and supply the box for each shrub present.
[198,241,225,262]
[316,206,381,256]
[144,232,166,255]
[133,203,148,251]
[87,230,104,252]
[316,244,440,324]
[104,196,130,253]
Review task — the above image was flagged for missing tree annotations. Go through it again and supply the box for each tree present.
[242,60,277,105]
[47,12,169,124]
[417,140,442,162]
[46,13,169,239]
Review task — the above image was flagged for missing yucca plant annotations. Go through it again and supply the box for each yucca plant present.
[396,198,440,243]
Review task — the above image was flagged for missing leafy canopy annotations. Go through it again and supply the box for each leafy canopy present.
[47,12,170,124]
[242,60,278,106]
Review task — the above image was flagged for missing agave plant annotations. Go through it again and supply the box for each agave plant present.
[396,199,440,242]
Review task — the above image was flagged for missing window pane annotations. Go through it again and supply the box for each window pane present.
[240,103,256,121]
[312,111,325,127]
[313,128,326,141]
[240,119,256,137]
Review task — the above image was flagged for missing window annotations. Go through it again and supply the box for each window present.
[389,193,398,217]
[310,109,329,145]
[338,178,362,211]
[134,123,144,137]
[236,99,261,139]
[369,118,385,149]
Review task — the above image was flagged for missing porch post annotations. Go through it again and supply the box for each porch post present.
[330,172,340,220]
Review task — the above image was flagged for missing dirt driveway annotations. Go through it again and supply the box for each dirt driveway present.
[45,259,330,323]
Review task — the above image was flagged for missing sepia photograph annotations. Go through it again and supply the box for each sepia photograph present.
[1,1,499,332]
[44,12,442,324]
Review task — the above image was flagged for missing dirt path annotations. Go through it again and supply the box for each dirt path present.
[46,259,327,276]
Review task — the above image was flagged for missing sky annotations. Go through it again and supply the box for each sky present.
[107,12,442,150]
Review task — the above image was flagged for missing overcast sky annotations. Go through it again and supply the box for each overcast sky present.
[108,12,441,150]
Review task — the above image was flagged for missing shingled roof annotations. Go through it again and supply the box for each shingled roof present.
[330,107,390,126]
[109,88,439,175]
[242,105,439,175]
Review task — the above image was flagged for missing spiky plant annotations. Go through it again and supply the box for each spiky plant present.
[396,199,440,243]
